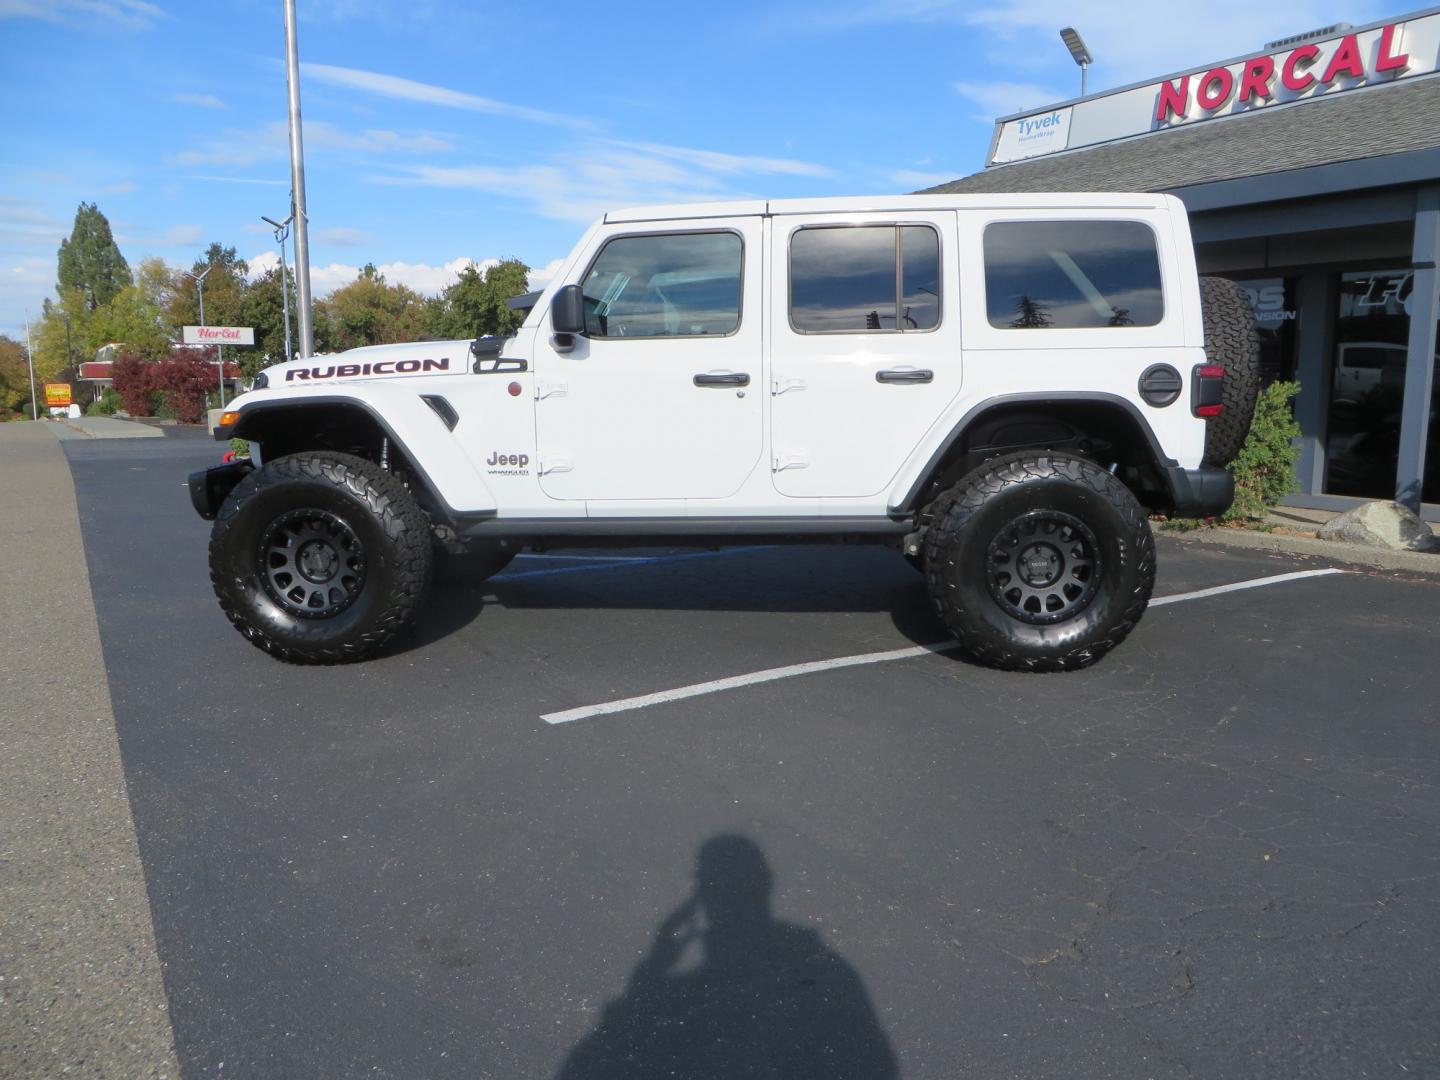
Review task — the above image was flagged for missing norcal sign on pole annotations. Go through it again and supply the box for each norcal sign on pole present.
[183,325,256,346]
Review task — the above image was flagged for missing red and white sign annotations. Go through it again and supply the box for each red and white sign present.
[183,325,255,346]
[989,13,1440,165]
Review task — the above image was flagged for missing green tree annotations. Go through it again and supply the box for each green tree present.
[0,335,35,418]
[90,284,171,359]
[427,258,531,339]
[164,243,249,330]
[56,202,131,310]
[238,266,291,376]
[31,290,94,382]
[314,264,428,351]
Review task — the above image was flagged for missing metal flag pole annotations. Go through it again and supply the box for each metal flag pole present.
[23,308,38,420]
[284,0,315,358]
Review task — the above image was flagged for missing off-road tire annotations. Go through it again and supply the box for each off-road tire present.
[209,451,432,664]
[923,452,1155,672]
[434,543,517,587]
[1199,276,1261,468]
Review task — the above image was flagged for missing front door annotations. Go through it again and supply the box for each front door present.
[768,212,962,499]
[535,220,764,503]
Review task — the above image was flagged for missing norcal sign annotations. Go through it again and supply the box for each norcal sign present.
[183,325,255,346]
[988,12,1440,165]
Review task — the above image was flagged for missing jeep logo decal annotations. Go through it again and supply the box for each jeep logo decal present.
[285,357,450,381]
[486,451,530,474]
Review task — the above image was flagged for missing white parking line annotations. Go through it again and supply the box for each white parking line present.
[540,568,1348,725]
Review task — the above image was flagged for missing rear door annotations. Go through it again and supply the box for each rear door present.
[768,212,962,498]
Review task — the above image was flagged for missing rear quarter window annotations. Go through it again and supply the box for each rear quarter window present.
[983,220,1164,330]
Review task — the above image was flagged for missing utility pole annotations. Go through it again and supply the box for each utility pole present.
[284,0,315,357]
[23,308,38,420]
[185,266,220,407]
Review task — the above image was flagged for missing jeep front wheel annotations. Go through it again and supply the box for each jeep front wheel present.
[209,451,433,664]
[923,452,1155,672]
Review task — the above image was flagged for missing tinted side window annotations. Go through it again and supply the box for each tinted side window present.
[582,231,741,338]
[790,225,940,333]
[983,220,1163,329]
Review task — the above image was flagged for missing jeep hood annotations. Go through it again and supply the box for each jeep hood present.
[252,339,481,388]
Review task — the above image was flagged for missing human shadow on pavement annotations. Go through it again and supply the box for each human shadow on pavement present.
[555,835,899,1080]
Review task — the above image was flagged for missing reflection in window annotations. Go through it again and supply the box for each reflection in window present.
[983,220,1164,329]
[582,232,741,338]
[1325,269,1413,499]
[790,226,940,333]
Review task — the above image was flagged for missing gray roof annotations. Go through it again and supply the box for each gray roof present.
[927,75,1440,195]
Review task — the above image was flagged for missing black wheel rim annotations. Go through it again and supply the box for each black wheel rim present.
[258,508,367,618]
[986,510,1101,625]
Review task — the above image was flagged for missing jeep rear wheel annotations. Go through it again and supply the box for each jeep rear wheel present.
[923,452,1155,672]
[209,452,432,664]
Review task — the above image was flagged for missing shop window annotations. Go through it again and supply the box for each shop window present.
[1325,270,1412,499]
[982,220,1163,329]
[1234,277,1297,387]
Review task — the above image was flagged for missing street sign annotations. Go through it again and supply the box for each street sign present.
[44,383,72,407]
[183,325,255,346]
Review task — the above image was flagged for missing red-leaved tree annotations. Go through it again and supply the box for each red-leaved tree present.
[110,351,159,416]
[151,349,218,424]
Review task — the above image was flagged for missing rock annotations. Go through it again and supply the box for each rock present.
[1318,501,1439,553]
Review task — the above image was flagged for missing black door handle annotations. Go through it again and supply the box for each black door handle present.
[876,368,934,384]
[694,372,750,387]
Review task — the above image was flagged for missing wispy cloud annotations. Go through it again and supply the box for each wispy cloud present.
[312,226,376,247]
[174,92,226,109]
[170,119,453,168]
[0,0,164,30]
[889,169,961,190]
[952,80,1069,120]
[101,180,138,194]
[162,224,204,246]
[185,175,287,186]
[375,139,838,223]
[302,62,594,131]
[607,140,833,179]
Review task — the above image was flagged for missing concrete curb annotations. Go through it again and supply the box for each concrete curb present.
[1162,525,1440,577]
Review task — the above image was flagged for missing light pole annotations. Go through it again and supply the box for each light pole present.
[23,307,38,420]
[1060,26,1093,97]
[183,265,224,407]
[284,0,315,357]
[262,214,295,364]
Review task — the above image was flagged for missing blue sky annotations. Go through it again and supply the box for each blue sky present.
[0,0,1391,339]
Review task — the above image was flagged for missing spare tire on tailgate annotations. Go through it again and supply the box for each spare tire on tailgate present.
[1199,276,1261,467]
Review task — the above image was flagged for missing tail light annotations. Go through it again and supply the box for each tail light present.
[1193,364,1225,418]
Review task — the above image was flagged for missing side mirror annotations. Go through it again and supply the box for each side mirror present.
[550,284,586,335]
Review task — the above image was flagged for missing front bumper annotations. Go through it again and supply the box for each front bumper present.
[1163,465,1234,518]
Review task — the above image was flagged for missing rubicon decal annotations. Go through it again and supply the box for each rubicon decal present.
[285,357,450,381]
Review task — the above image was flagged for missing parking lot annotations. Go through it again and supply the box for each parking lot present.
[56,430,1440,1078]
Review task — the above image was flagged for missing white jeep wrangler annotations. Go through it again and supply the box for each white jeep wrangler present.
[191,194,1258,672]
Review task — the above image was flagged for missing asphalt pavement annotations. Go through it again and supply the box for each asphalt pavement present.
[32,430,1440,1077]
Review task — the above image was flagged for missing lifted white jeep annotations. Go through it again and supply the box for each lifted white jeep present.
[191,194,1258,671]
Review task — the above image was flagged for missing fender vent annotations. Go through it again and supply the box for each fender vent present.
[420,394,459,431]
[1138,364,1183,407]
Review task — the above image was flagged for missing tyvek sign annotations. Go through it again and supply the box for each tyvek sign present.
[991,108,1072,165]
[988,13,1440,165]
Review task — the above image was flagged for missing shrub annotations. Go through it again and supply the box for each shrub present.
[85,387,122,416]
[151,350,218,424]
[111,352,159,416]
[1224,380,1301,521]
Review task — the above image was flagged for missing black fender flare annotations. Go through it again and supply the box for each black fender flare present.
[217,396,461,524]
[891,392,1180,514]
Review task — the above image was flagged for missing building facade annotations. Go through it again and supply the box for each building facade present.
[933,9,1440,516]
